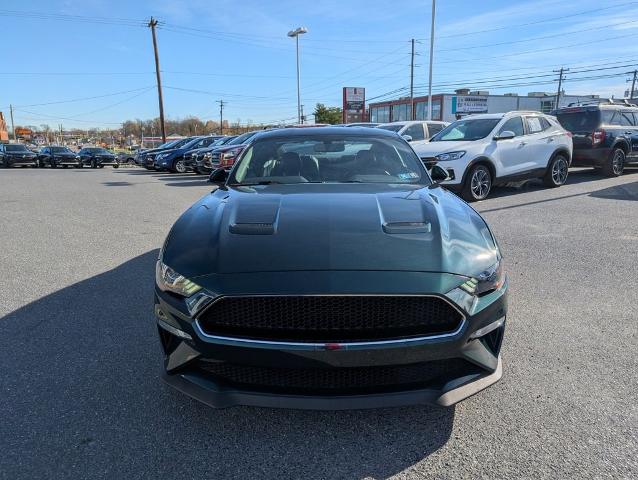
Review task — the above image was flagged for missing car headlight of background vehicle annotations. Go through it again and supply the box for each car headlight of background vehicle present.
[435,151,466,161]
[156,153,167,160]
[459,258,504,297]
[156,260,202,297]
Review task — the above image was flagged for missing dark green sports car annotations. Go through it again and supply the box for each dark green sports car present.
[154,127,508,409]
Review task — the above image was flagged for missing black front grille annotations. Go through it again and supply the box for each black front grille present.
[195,359,480,394]
[197,295,463,342]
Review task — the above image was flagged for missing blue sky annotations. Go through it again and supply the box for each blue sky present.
[2,0,638,129]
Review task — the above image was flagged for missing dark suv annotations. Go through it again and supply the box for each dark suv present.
[554,101,638,176]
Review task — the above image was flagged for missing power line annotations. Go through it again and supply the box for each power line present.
[435,18,638,53]
[9,86,155,108]
[416,1,638,41]
[0,9,146,26]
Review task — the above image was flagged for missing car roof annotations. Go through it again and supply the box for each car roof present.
[250,126,401,140]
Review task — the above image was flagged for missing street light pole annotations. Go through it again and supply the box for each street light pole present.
[427,0,436,120]
[288,27,308,125]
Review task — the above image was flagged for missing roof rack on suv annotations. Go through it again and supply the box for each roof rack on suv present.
[565,99,638,108]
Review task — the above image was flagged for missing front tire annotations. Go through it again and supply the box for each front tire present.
[602,148,625,177]
[91,159,97,169]
[461,164,492,202]
[174,159,186,174]
[543,154,569,188]
[113,164,119,169]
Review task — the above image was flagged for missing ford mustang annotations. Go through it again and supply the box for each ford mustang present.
[155,127,508,409]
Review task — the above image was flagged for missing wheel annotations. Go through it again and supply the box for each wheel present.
[62,165,68,169]
[113,164,119,169]
[543,154,569,188]
[91,159,97,169]
[98,165,104,168]
[461,164,492,202]
[174,159,186,173]
[601,148,625,177]
[51,161,57,168]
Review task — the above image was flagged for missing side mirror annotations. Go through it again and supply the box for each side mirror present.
[402,134,413,142]
[208,167,228,185]
[494,130,515,141]
[430,165,450,183]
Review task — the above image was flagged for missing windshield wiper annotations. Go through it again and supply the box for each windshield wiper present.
[230,180,283,186]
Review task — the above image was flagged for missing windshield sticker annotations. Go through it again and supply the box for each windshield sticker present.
[398,172,419,180]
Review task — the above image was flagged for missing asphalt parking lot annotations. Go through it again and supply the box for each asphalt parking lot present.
[1,167,637,479]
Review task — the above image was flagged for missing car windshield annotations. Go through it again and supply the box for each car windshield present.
[182,137,205,149]
[555,109,602,132]
[158,140,178,148]
[170,138,192,148]
[377,124,404,133]
[218,136,237,145]
[51,147,73,153]
[228,131,257,145]
[92,148,110,153]
[230,134,429,186]
[5,145,29,152]
[431,118,501,141]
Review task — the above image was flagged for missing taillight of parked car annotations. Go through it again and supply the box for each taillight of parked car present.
[219,146,244,168]
[592,129,606,146]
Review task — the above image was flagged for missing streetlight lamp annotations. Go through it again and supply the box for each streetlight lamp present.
[427,0,436,120]
[288,26,308,124]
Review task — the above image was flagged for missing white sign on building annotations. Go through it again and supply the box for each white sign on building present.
[453,96,488,114]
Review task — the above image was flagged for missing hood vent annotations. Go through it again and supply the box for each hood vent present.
[229,223,275,235]
[382,222,432,234]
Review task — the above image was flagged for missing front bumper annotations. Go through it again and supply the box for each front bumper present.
[5,156,38,166]
[162,357,502,409]
[55,157,81,165]
[154,270,508,409]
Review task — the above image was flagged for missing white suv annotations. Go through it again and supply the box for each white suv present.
[377,120,449,142]
[412,111,573,201]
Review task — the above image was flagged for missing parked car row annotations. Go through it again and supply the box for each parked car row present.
[0,144,121,168]
[134,131,261,174]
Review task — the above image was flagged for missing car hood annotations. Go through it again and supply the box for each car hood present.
[8,151,36,157]
[412,140,480,156]
[162,183,499,278]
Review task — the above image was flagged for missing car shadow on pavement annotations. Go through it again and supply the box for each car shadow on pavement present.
[590,180,638,201]
[1,250,454,479]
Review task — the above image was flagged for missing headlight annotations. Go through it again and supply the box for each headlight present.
[156,261,202,297]
[435,151,465,161]
[156,153,167,159]
[203,152,212,160]
[459,259,504,296]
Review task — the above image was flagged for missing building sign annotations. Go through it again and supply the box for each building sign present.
[452,95,488,114]
[342,87,366,123]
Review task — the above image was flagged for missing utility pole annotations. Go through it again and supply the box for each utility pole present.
[148,17,166,143]
[410,39,415,120]
[554,67,569,109]
[300,104,305,124]
[218,100,225,135]
[628,70,637,101]
[9,104,16,141]
[427,0,436,120]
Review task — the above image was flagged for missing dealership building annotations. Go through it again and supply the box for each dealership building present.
[367,89,605,123]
